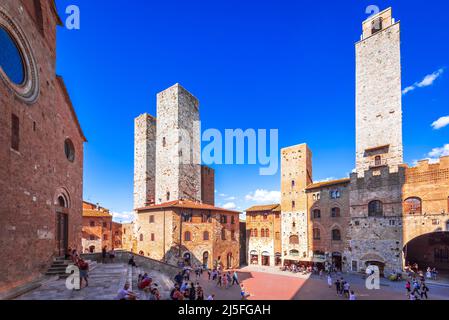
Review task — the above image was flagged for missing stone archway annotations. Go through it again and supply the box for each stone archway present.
[403,231,449,273]
[54,188,70,257]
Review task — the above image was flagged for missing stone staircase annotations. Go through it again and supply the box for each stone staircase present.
[45,257,97,279]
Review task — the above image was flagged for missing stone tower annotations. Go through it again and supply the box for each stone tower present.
[155,84,201,204]
[280,144,313,262]
[134,114,156,209]
[355,7,403,177]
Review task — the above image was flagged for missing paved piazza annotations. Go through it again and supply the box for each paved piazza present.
[14,263,449,300]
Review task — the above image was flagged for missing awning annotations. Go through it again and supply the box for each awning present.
[283,255,301,261]
[250,250,258,255]
[261,251,270,257]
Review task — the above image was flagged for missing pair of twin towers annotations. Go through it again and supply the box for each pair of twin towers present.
[133,83,214,210]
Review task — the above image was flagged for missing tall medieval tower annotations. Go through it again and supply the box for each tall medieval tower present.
[155,84,202,204]
[134,114,156,209]
[347,8,405,275]
[355,8,403,176]
[280,144,313,262]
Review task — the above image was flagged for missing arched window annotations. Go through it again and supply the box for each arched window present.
[203,231,209,241]
[289,249,299,256]
[265,228,270,238]
[289,235,299,245]
[221,228,226,240]
[184,231,191,241]
[57,195,67,208]
[404,197,422,215]
[166,191,170,201]
[331,207,341,218]
[332,229,341,241]
[374,155,382,166]
[64,138,75,162]
[139,234,143,241]
[368,200,383,217]
[313,228,321,240]
[0,26,25,84]
[312,209,321,219]
[261,229,265,237]
[254,229,258,237]
[371,17,383,34]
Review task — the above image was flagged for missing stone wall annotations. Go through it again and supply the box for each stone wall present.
[81,250,181,279]
[155,84,201,204]
[346,167,405,274]
[133,113,156,209]
[355,8,403,176]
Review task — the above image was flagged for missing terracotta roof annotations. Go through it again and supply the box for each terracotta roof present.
[136,200,240,214]
[305,178,350,191]
[245,204,280,212]
[83,209,112,218]
[272,205,281,212]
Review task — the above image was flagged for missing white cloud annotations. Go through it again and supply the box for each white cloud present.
[314,177,335,183]
[222,202,237,210]
[245,189,281,203]
[218,193,227,197]
[402,68,444,95]
[428,144,449,160]
[431,116,449,130]
[225,196,236,201]
[111,211,136,223]
[412,144,449,165]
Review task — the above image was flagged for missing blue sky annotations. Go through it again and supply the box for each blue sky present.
[55,0,449,222]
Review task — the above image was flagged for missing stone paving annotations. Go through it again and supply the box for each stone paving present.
[16,263,173,300]
[14,263,449,300]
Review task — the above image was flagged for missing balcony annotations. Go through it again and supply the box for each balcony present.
[369,159,388,169]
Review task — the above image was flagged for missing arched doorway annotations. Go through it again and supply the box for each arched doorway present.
[55,193,70,257]
[275,253,282,266]
[203,251,209,268]
[404,231,449,273]
[89,246,95,253]
[250,250,258,265]
[226,252,233,269]
[332,252,342,271]
[261,251,270,266]
[183,252,192,266]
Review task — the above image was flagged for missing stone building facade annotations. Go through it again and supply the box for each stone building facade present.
[246,205,282,267]
[305,179,350,270]
[276,8,449,276]
[135,200,240,269]
[0,0,85,296]
[121,222,138,253]
[81,201,123,253]
[280,144,312,263]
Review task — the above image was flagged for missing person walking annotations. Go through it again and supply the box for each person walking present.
[349,291,356,300]
[77,258,89,289]
[232,271,239,286]
[335,279,341,296]
[421,283,429,300]
[327,274,333,288]
[102,246,107,264]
